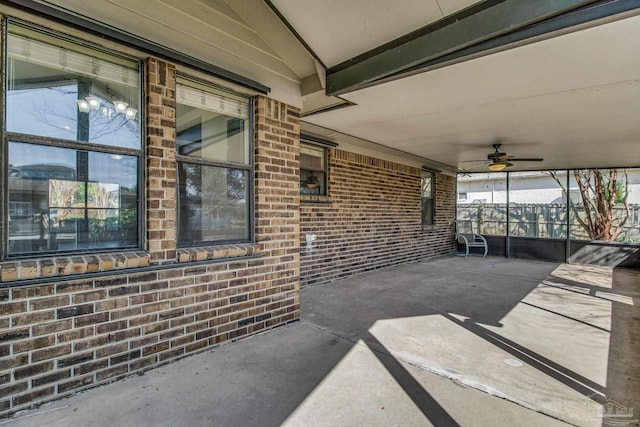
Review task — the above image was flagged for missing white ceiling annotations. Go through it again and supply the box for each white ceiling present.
[29,0,640,173]
[271,2,640,173]
[271,0,480,67]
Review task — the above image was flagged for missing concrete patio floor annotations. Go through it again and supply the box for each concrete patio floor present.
[3,256,639,427]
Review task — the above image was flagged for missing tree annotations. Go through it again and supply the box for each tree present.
[549,169,630,241]
[49,180,84,222]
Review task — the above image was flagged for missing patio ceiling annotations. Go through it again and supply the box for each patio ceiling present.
[272,0,640,173]
[19,0,640,174]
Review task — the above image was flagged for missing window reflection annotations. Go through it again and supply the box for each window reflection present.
[6,31,140,149]
[421,173,434,226]
[300,143,327,195]
[178,163,249,244]
[8,142,138,254]
[175,77,252,245]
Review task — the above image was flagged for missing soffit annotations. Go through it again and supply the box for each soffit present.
[270,0,481,68]
[300,13,640,172]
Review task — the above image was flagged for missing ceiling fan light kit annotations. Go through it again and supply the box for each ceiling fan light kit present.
[488,162,507,171]
[460,143,545,172]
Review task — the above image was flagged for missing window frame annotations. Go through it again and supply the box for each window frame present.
[421,171,435,227]
[300,140,329,196]
[175,74,254,247]
[1,18,145,260]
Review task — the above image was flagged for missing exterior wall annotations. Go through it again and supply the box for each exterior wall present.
[0,7,457,416]
[0,58,300,415]
[300,149,456,286]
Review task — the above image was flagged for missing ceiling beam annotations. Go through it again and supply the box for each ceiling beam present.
[326,0,638,96]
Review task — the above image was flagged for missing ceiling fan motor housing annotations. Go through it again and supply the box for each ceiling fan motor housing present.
[488,151,507,162]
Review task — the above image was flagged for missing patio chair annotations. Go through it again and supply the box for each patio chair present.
[455,220,488,258]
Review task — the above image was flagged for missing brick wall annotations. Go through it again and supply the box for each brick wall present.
[300,149,456,286]
[146,58,178,265]
[0,57,300,415]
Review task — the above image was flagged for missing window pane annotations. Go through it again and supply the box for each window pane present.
[300,143,327,195]
[300,170,325,195]
[422,198,434,225]
[178,163,249,244]
[457,172,507,235]
[8,142,138,254]
[508,171,568,238]
[300,145,324,170]
[176,82,250,164]
[421,175,432,198]
[421,173,434,225]
[6,27,140,149]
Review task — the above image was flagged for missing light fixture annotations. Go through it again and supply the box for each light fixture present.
[77,95,137,121]
[125,108,137,120]
[100,106,114,119]
[488,162,507,172]
[113,100,128,114]
[77,99,90,113]
[85,96,101,110]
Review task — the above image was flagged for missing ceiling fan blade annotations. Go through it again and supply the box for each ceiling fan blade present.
[510,158,544,162]
[461,162,490,171]
[459,159,489,163]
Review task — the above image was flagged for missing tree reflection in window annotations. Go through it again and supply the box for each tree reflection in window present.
[8,143,137,254]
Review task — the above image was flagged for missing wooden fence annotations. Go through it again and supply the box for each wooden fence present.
[457,203,640,243]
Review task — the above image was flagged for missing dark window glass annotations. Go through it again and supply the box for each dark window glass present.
[8,142,138,254]
[421,172,434,226]
[177,163,249,244]
[4,24,141,258]
[176,78,252,245]
[300,143,327,195]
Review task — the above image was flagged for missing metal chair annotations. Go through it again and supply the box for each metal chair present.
[455,220,488,258]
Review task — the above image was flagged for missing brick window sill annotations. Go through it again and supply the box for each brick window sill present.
[0,251,150,283]
[301,194,332,204]
[176,243,259,263]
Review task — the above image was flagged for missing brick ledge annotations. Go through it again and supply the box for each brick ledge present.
[0,251,150,283]
[176,243,259,263]
[301,194,332,203]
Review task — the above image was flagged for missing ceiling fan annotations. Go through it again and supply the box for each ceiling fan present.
[461,143,544,171]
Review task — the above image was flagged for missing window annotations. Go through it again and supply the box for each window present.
[300,143,327,195]
[4,22,141,256]
[458,192,468,201]
[176,77,252,245]
[421,172,434,226]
